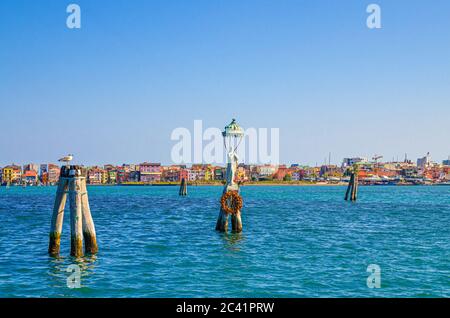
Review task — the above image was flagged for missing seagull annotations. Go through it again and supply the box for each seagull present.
[58,154,73,165]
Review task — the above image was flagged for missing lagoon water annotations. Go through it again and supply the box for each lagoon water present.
[0,185,449,298]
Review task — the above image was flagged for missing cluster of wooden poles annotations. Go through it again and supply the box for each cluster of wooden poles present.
[48,166,98,258]
[178,178,242,233]
[216,183,243,233]
[215,194,243,234]
[344,171,359,202]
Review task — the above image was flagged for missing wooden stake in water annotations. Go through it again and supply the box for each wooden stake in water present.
[216,210,229,232]
[80,178,98,254]
[69,174,83,257]
[231,209,243,233]
[216,187,229,232]
[217,185,243,233]
[345,170,359,202]
[345,173,354,201]
[179,178,187,196]
[351,173,359,201]
[48,168,69,256]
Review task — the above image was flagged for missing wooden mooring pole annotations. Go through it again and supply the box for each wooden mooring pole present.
[48,175,68,256]
[69,175,83,257]
[216,188,230,232]
[80,177,98,254]
[344,170,359,202]
[217,185,243,233]
[48,165,98,257]
[231,208,243,233]
[179,178,187,196]
[344,173,354,201]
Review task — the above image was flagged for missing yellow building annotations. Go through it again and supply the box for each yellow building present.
[2,167,13,183]
[107,170,117,184]
[101,170,108,184]
[204,168,214,181]
[2,166,21,184]
[236,166,247,181]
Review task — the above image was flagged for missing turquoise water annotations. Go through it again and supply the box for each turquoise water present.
[0,185,449,298]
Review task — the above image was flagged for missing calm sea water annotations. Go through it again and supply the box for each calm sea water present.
[0,185,449,298]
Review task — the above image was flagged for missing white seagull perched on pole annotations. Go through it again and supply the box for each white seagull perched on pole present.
[58,154,74,165]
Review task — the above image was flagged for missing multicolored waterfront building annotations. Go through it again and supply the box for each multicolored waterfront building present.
[2,152,450,186]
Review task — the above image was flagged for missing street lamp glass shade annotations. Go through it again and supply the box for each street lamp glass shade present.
[222,119,244,137]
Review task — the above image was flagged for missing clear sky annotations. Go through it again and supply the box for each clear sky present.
[1,0,449,166]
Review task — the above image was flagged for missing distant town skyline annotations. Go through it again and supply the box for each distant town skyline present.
[2,154,450,186]
[1,152,450,168]
[1,1,450,166]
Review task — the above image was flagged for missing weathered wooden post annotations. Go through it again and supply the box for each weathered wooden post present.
[215,204,229,232]
[80,176,98,254]
[344,165,359,202]
[216,119,244,233]
[48,158,98,257]
[48,167,69,256]
[179,178,187,196]
[344,172,354,201]
[351,172,359,201]
[230,190,243,233]
[69,169,83,257]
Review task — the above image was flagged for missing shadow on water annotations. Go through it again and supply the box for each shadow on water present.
[219,232,245,252]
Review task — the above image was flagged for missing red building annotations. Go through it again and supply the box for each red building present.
[116,169,129,184]
[162,167,188,182]
[23,170,38,184]
[88,168,104,184]
[273,165,288,181]
[179,169,189,181]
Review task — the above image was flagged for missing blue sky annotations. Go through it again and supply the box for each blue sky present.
[1,0,449,166]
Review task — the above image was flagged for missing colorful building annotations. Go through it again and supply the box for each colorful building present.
[179,169,189,181]
[291,170,303,181]
[342,157,368,168]
[236,166,248,182]
[162,167,189,182]
[272,165,288,181]
[23,163,39,174]
[257,165,278,180]
[214,167,226,181]
[2,165,22,184]
[40,164,48,176]
[88,168,104,184]
[22,170,38,184]
[116,168,129,184]
[47,164,60,184]
[417,153,432,169]
[107,170,117,184]
[188,169,198,181]
[189,164,214,181]
[139,163,161,183]
[128,171,140,182]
